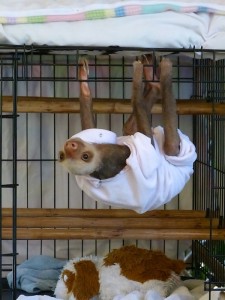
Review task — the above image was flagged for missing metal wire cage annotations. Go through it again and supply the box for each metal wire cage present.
[192,58,225,291]
[0,46,225,299]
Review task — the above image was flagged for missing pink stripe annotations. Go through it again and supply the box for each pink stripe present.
[124,5,141,16]
[46,13,85,22]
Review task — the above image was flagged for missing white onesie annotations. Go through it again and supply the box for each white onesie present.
[73,126,197,214]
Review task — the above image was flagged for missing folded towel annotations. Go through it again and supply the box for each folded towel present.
[7,255,67,293]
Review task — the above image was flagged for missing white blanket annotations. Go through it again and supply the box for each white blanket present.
[0,0,225,51]
[0,1,225,23]
[17,296,60,300]
[16,281,224,300]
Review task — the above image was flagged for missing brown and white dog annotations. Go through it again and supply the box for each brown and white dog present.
[54,245,186,300]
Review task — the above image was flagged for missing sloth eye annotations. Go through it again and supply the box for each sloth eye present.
[58,151,65,162]
[82,153,89,161]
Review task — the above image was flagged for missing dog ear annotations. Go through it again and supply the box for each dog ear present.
[73,260,100,300]
[54,268,75,300]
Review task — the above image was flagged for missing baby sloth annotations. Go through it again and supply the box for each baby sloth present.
[58,56,197,213]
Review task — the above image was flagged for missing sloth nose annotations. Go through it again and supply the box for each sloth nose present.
[64,140,78,156]
[66,141,78,149]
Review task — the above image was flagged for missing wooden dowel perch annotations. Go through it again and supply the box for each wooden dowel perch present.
[2,208,224,240]
[2,208,207,218]
[2,96,225,115]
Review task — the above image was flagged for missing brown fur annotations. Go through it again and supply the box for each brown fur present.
[73,260,100,300]
[160,58,180,156]
[90,143,130,179]
[103,245,186,283]
[79,58,95,129]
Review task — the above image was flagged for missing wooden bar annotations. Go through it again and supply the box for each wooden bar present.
[2,208,223,241]
[2,208,207,218]
[2,216,219,229]
[2,228,225,240]
[2,96,225,115]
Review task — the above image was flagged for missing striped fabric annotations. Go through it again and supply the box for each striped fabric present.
[0,0,225,25]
